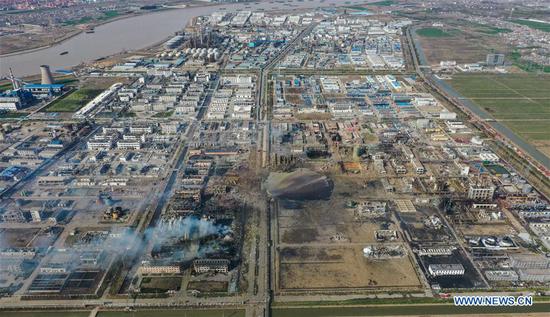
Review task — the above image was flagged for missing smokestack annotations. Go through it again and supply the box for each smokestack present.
[9,68,20,90]
[40,65,54,85]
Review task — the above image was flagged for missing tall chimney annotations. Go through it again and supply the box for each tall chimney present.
[9,68,20,90]
[40,65,54,85]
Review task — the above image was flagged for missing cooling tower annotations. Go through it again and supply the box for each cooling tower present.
[40,65,54,85]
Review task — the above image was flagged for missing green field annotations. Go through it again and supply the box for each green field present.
[476,26,512,34]
[366,0,394,6]
[510,51,550,73]
[416,27,453,37]
[101,10,120,19]
[345,6,370,11]
[511,19,550,32]
[63,16,93,26]
[63,10,119,25]
[447,74,550,152]
[44,88,102,112]
[140,276,181,293]
[99,310,245,317]
[152,110,174,118]
[272,302,550,317]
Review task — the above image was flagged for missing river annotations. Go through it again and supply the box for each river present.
[0,0,366,77]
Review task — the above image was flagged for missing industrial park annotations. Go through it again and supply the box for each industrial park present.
[1,1,550,317]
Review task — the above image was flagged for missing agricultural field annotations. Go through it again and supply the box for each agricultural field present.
[43,88,102,112]
[416,27,454,38]
[446,74,550,156]
[511,19,550,33]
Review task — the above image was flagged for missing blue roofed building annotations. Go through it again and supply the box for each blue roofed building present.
[23,84,64,97]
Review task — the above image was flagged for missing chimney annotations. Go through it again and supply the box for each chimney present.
[40,65,54,85]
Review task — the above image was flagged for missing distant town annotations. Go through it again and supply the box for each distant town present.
[0,1,549,317]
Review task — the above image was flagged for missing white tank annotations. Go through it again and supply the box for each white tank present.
[363,246,373,257]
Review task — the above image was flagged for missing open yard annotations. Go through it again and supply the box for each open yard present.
[187,281,228,293]
[43,88,102,112]
[274,168,422,292]
[140,276,181,293]
[415,24,508,65]
[279,245,421,290]
[446,74,550,155]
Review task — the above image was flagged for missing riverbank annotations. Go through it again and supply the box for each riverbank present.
[0,6,190,58]
[0,29,82,57]
[2,0,356,77]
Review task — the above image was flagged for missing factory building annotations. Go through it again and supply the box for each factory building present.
[74,83,123,119]
[486,53,505,66]
[193,259,230,274]
[428,264,465,277]
[468,183,495,201]
[485,270,519,281]
[518,269,550,282]
[23,84,64,97]
[509,254,550,269]
[0,95,23,111]
[138,262,181,275]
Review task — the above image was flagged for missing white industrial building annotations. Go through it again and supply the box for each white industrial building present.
[428,264,465,276]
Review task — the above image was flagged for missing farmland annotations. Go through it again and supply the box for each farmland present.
[511,19,550,32]
[416,27,453,38]
[446,74,550,156]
